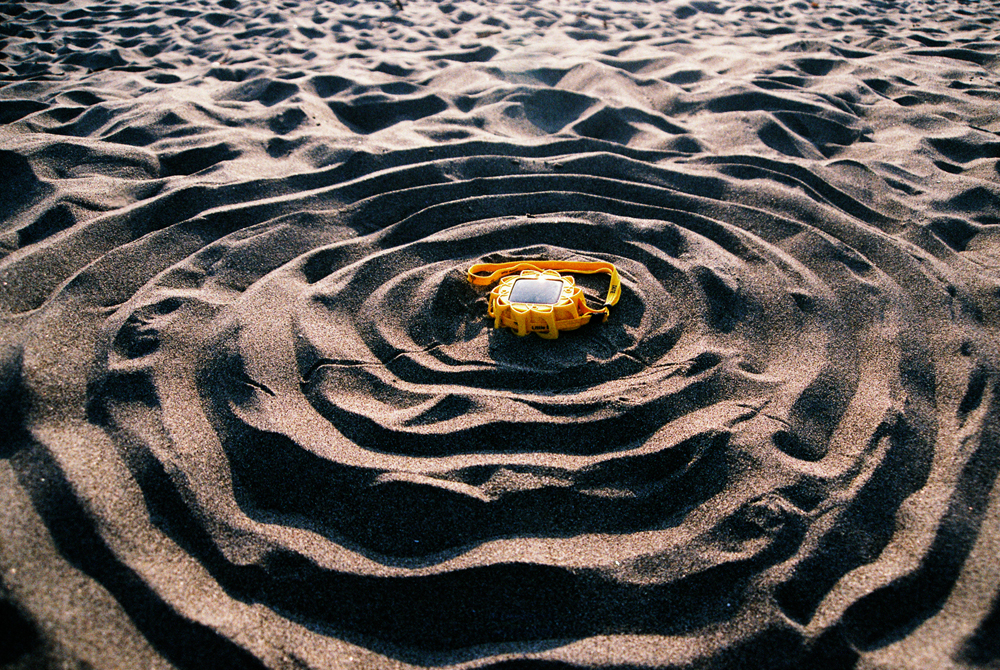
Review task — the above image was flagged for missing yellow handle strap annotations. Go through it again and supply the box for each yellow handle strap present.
[467,260,621,307]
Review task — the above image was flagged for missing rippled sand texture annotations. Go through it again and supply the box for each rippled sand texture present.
[3,0,1000,668]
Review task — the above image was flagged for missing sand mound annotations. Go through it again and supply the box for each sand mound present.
[2,0,1000,668]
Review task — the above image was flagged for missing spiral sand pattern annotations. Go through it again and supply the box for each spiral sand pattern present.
[2,0,1000,668]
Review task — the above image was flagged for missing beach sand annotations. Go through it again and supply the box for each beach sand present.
[2,0,1000,667]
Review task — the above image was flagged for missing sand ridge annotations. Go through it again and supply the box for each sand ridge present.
[2,0,1000,668]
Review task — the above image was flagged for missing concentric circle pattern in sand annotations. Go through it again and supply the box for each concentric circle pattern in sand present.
[2,0,1000,668]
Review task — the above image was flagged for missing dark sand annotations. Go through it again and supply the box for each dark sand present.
[2,0,1000,667]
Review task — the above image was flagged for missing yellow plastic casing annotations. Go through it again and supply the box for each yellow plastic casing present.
[466,261,621,339]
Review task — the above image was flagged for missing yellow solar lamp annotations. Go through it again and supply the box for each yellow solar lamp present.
[467,260,621,339]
